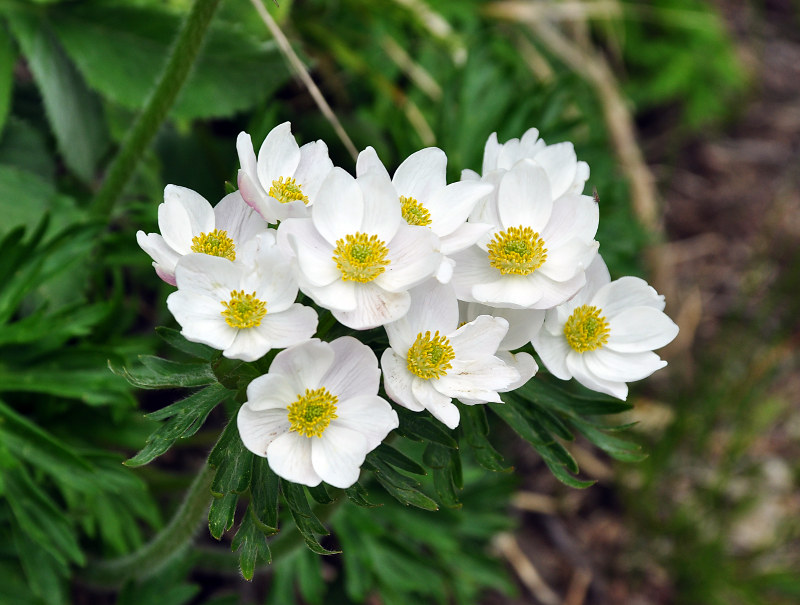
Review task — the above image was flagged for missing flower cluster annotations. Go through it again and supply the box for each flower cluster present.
[138,123,678,488]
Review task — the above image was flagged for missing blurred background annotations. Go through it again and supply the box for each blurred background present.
[0,0,797,603]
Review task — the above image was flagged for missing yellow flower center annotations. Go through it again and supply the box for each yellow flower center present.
[564,304,610,353]
[268,176,309,205]
[287,387,338,438]
[406,331,455,380]
[332,232,390,283]
[220,290,267,329]
[487,225,547,276]
[400,196,432,227]
[191,229,236,260]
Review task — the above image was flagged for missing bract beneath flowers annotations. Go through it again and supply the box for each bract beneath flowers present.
[237,337,399,488]
[532,256,679,400]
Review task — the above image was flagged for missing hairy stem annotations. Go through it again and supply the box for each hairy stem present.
[90,0,222,219]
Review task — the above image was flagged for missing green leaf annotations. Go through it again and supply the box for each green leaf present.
[126,383,230,467]
[365,454,439,511]
[208,492,238,541]
[0,303,111,346]
[306,483,334,505]
[374,443,426,475]
[232,509,271,580]
[50,4,290,120]
[249,456,280,532]
[571,418,646,462]
[0,27,14,136]
[459,405,510,472]
[155,327,218,362]
[344,481,380,507]
[395,407,458,449]
[109,356,217,389]
[281,480,340,555]
[7,12,108,182]
[208,415,253,496]
[0,165,80,238]
[518,377,633,417]
[12,525,68,605]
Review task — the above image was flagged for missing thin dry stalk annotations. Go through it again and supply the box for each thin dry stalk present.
[381,36,443,101]
[248,0,358,160]
[493,533,561,605]
[512,491,560,514]
[484,1,622,24]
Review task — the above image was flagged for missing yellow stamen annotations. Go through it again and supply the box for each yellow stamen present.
[287,387,338,438]
[406,331,455,380]
[400,196,432,227]
[564,304,610,353]
[487,225,547,276]
[332,232,390,283]
[191,229,236,260]
[268,176,309,205]
[221,290,267,329]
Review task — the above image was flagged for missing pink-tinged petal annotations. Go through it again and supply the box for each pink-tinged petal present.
[321,336,381,400]
[280,219,339,288]
[540,194,598,248]
[374,225,440,292]
[496,351,538,391]
[237,169,272,221]
[173,253,242,299]
[313,168,364,246]
[155,265,177,286]
[440,222,492,256]
[449,315,508,359]
[166,290,236,351]
[381,349,424,411]
[533,142,578,200]
[357,169,402,243]
[311,425,368,488]
[270,339,334,391]
[356,146,391,179]
[237,404,291,456]
[392,147,447,203]
[482,132,501,175]
[294,140,333,203]
[435,357,517,403]
[566,353,628,400]
[606,307,679,353]
[332,284,410,330]
[471,275,544,309]
[256,122,301,186]
[537,239,593,282]
[257,305,317,349]
[246,373,297,411]
[403,280,460,336]
[592,276,666,317]
[333,395,399,451]
[412,379,459,428]
[136,231,181,280]
[236,131,258,179]
[159,186,215,253]
[583,349,667,383]
[223,328,272,362]
[531,328,572,380]
[267,432,321,486]
[213,191,266,246]
[523,270,587,309]
[497,160,553,232]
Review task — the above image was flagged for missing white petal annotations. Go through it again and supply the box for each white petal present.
[257,305,318,349]
[333,395,399,451]
[471,275,544,309]
[533,142,578,200]
[246,373,297,411]
[566,353,628,400]
[159,186,215,253]
[237,169,272,221]
[583,349,667,382]
[412,379,460,428]
[403,280,459,336]
[435,357,517,402]
[313,168,364,246]
[439,222,492,256]
[393,147,446,203]
[375,225,440,292]
[294,140,334,203]
[579,254,611,302]
[270,339,334,390]
[136,231,181,282]
[497,160,553,231]
[570,161,590,194]
[256,122,301,187]
[311,425,369,488]
[267,432,321,486]
[381,349,424,412]
[435,257,455,283]
[213,191,266,246]
[332,284,410,329]
[496,351,538,391]
[357,169,402,243]
[236,132,258,181]
[167,290,236,350]
[606,307,679,352]
[519,128,543,156]
[223,328,272,362]
[537,239,593,282]
[541,194,598,248]
[355,146,391,179]
[449,315,508,359]
[449,246,500,302]
[531,327,572,380]
[173,253,241,300]
[427,180,493,237]
[322,336,381,401]
[482,132,501,175]
[305,277,358,313]
[237,404,291,456]
[522,270,587,309]
[281,218,339,287]
[592,276,665,317]
[464,304,544,351]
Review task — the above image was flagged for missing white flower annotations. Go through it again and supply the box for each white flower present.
[136,186,266,285]
[356,146,493,282]
[237,337,399,488]
[278,167,442,330]
[166,231,318,362]
[463,127,590,201]
[532,256,679,400]
[451,159,599,309]
[237,122,334,223]
[381,281,520,429]
[460,301,541,390]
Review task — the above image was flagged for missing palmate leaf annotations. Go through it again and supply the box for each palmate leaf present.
[208,416,253,497]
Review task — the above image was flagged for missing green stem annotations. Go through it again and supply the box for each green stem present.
[89,0,222,219]
[80,462,215,586]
